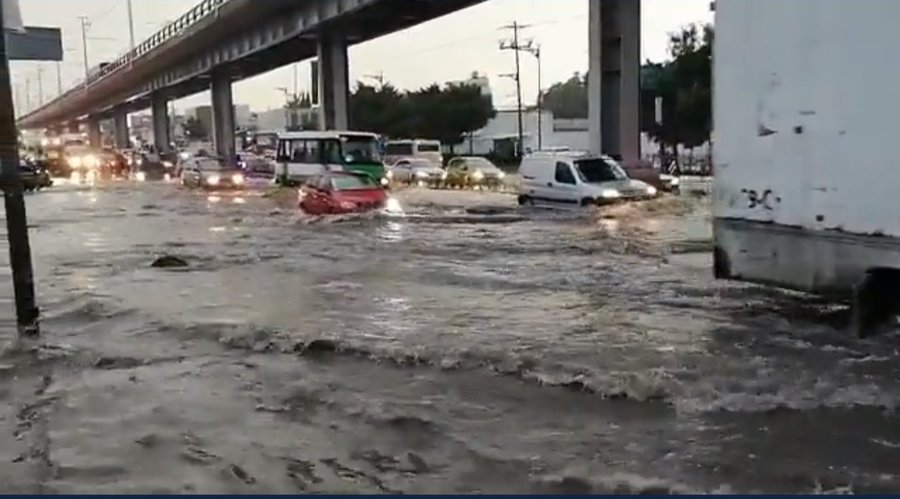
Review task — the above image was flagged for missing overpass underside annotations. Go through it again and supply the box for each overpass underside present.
[22,0,640,163]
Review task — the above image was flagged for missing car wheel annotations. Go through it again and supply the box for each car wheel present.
[581,198,596,207]
[517,195,534,206]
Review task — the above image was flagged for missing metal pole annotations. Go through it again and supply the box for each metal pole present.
[55,61,62,95]
[35,66,43,105]
[292,63,298,100]
[24,75,29,112]
[0,5,41,336]
[126,0,135,51]
[78,16,90,82]
[534,45,542,150]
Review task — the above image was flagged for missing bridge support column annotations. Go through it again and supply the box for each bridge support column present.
[151,93,171,153]
[316,31,349,131]
[211,73,236,162]
[588,0,641,164]
[66,121,80,134]
[87,118,102,148]
[113,108,130,150]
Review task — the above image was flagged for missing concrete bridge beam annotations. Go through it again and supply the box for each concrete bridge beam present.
[211,72,236,162]
[317,31,349,131]
[151,93,171,153]
[588,0,641,164]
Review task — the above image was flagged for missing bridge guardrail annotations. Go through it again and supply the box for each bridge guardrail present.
[27,0,230,117]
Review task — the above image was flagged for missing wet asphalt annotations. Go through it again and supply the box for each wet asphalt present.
[0,180,899,493]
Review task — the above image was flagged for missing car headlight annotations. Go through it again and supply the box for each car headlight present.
[600,189,621,199]
[471,170,485,181]
[415,170,428,178]
[497,171,506,179]
[68,156,82,168]
[646,186,658,196]
[231,173,245,185]
[206,175,221,186]
[179,152,191,160]
[386,170,394,180]
[163,161,174,168]
[669,177,680,186]
[339,200,357,210]
[384,196,403,214]
[135,171,146,182]
[380,177,390,187]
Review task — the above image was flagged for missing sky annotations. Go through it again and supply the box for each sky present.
[9,0,712,115]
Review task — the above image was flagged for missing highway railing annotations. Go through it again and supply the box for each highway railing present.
[27,0,231,115]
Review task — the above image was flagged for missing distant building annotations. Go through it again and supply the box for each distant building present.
[449,71,492,107]
[185,104,252,133]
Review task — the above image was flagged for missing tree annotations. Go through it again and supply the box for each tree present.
[541,73,588,119]
[349,80,495,148]
[643,23,713,150]
[182,116,208,140]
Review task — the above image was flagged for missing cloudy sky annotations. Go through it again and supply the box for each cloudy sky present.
[10,0,711,114]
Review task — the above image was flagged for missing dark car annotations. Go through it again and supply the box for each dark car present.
[18,164,52,192]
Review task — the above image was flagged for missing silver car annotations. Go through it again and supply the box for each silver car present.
[180,156,246,190]
[387,157,447,186]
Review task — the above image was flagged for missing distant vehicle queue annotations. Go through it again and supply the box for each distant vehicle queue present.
[13,130,680,216]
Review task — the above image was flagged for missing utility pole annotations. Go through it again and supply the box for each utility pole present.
[523,43,542,150]
[0,4,40,336]
[500,21,529,159]
[78,15,90,83]
[35,65,43,105]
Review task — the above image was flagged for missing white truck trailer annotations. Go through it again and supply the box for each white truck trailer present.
[712,0,900,336]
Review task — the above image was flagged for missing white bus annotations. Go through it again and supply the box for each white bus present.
[275,131,387,186]
[383,139,443,166]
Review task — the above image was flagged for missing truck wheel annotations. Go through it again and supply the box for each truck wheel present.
[850,269,900,338]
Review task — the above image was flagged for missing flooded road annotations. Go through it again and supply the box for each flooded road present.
[1,181,899,493]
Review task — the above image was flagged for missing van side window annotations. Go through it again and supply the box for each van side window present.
[555,162,576,184]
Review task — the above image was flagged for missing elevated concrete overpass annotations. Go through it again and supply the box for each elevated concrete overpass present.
[18,0,640,163]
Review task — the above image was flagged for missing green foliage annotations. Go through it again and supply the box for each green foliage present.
[182,116,208,140]
[541,73,587,119]
[539,24,713,148]
[349,81,495,145]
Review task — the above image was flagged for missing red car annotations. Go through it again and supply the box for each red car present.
[298,171,400,215]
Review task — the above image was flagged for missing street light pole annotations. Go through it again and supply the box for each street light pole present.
[0,4,40,336]
[35,65,43,105]
[126,0,135,52]
[276,86,290,128]
[78,15,90,83]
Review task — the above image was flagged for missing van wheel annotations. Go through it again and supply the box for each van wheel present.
[517,195,534,206]
[580,198,596,207]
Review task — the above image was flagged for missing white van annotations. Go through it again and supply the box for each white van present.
[518,150,657,207]
[384,139,443,166]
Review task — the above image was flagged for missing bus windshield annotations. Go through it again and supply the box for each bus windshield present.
[342,136,381,164]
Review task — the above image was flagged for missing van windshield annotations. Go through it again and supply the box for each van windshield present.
[418,143,441,152]
[575,158,628,183]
